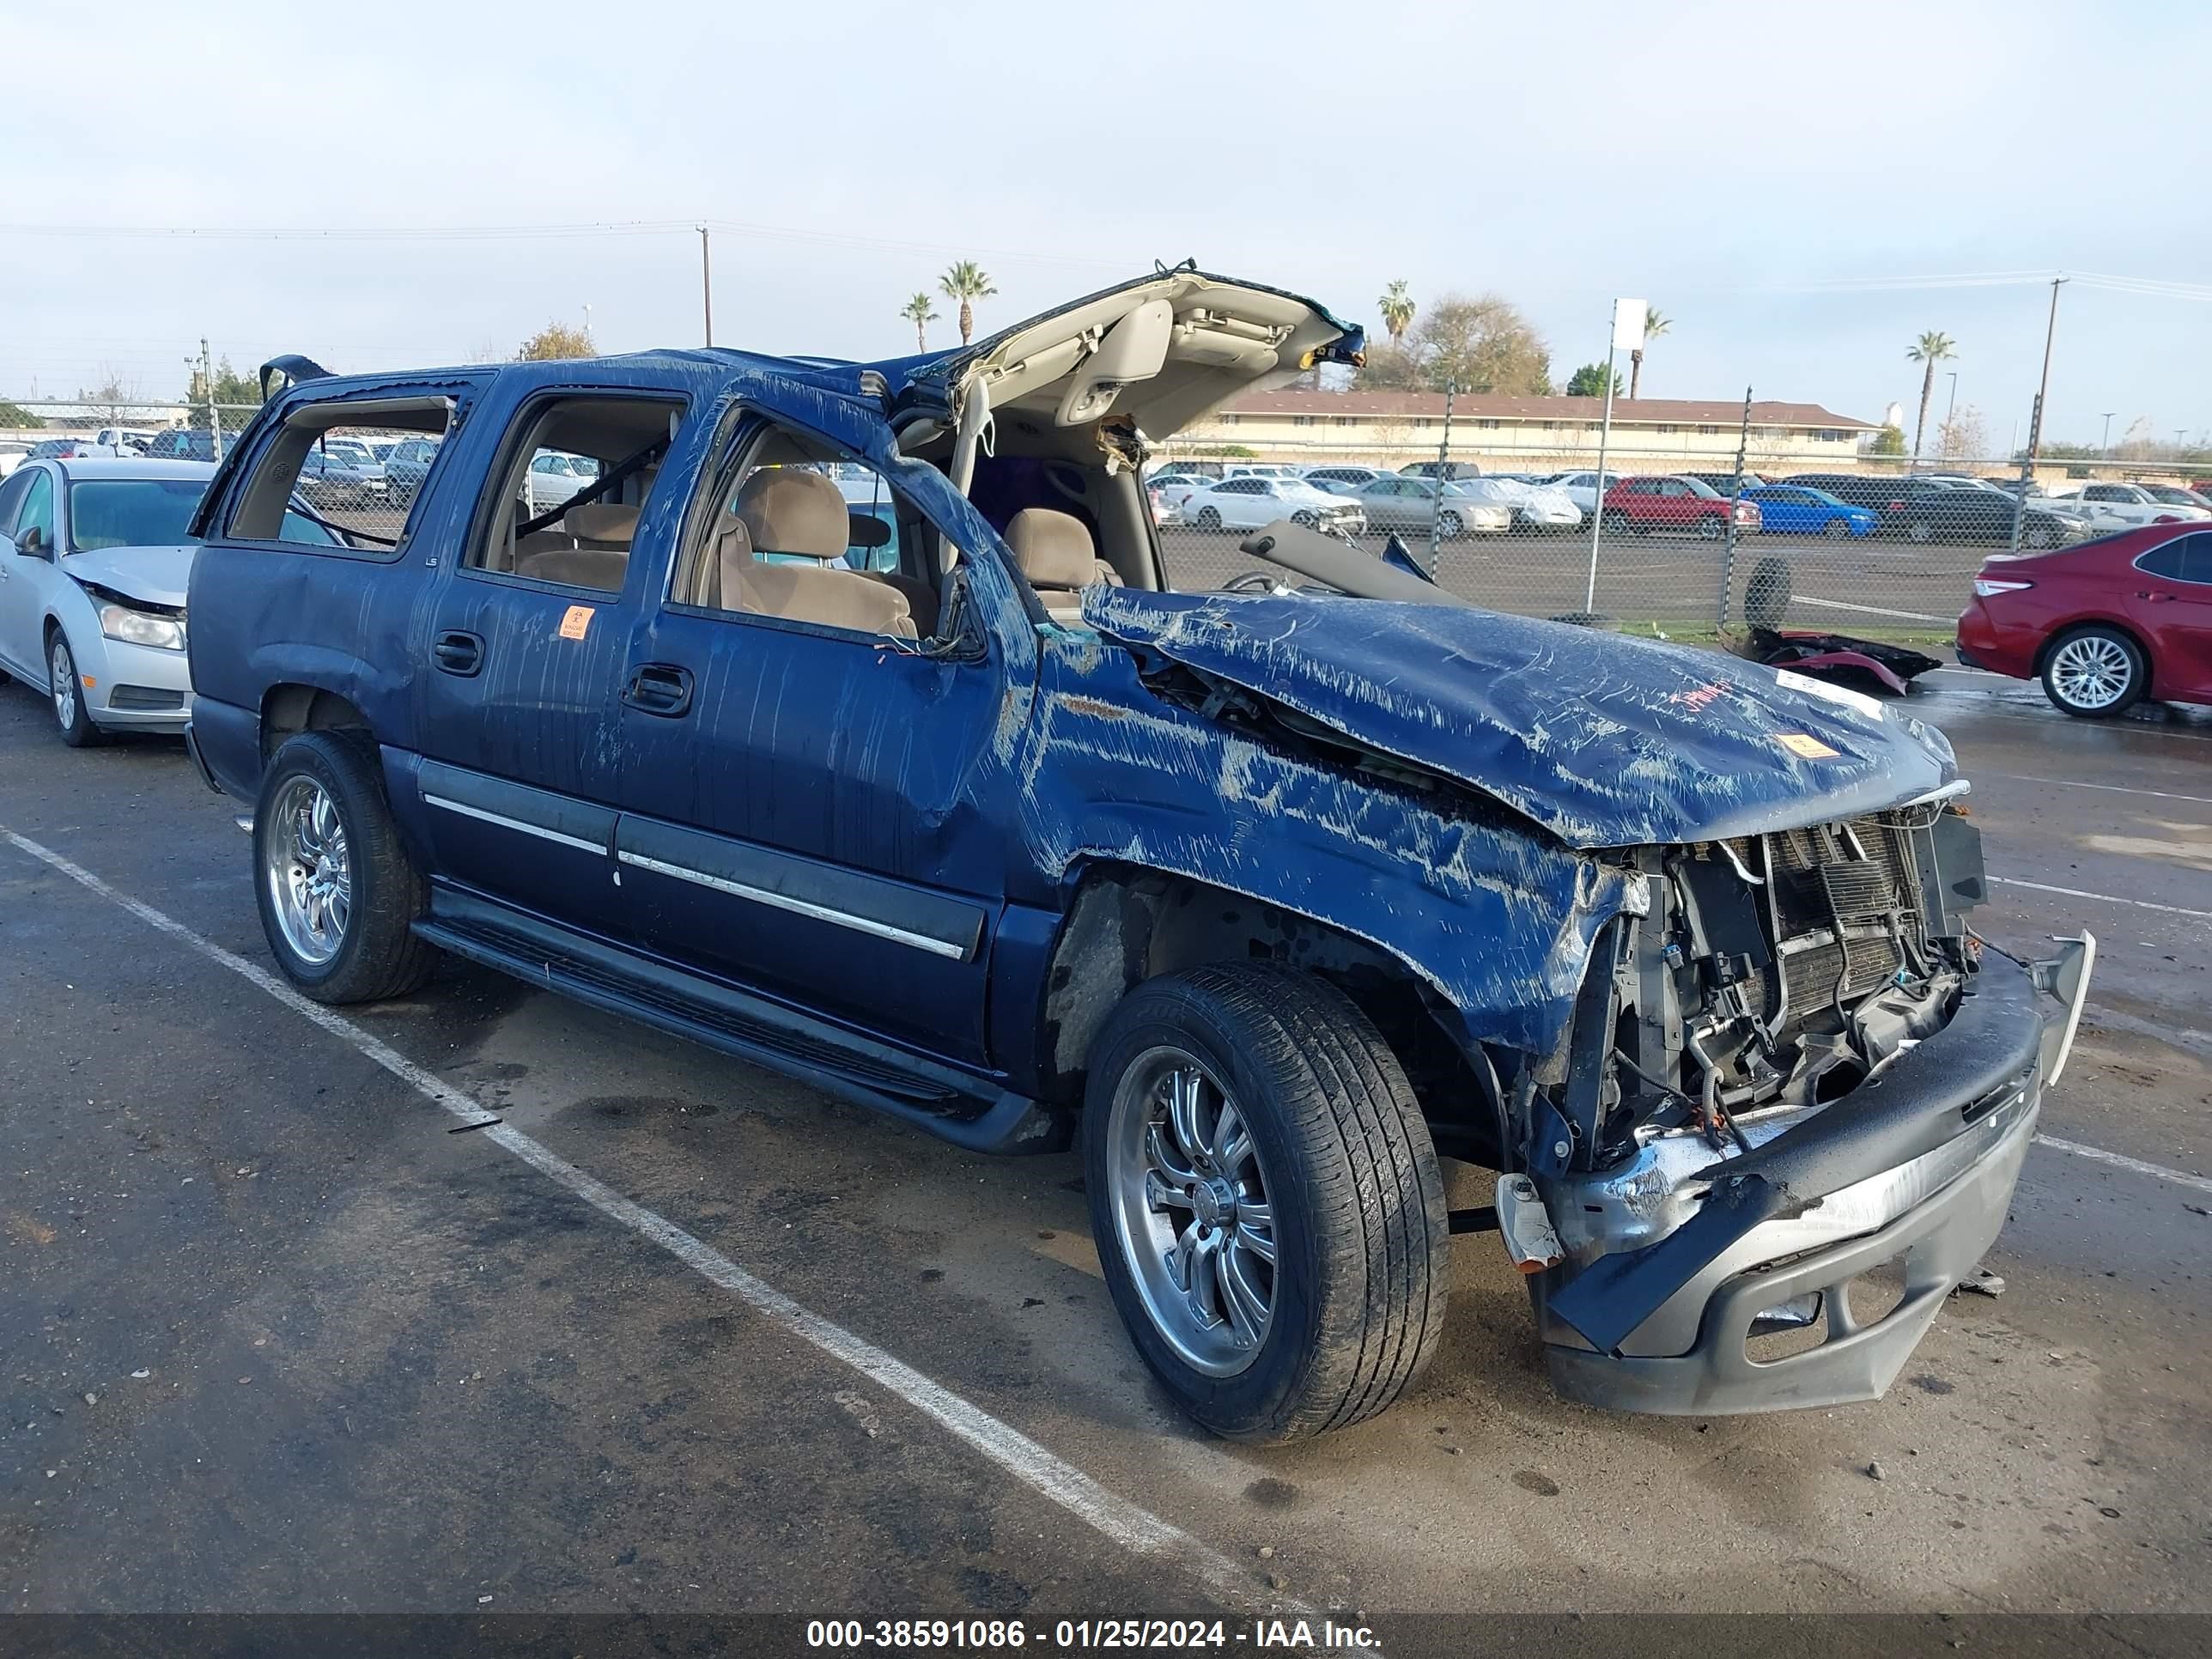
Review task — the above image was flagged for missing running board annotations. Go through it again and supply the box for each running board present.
[413,890,1066,1156]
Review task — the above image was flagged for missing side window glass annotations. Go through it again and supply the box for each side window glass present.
[673,422,956,645]
[2184,535,2212,585]
[2142,537,2212,584]
[228,401,454,550]
[466,396,683,592]
[0,468,33,537]
[16,470,55,550]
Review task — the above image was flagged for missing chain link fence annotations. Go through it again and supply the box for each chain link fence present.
[1147,416,2212,646]
[3,398,433,545]
[10,393,2208,647]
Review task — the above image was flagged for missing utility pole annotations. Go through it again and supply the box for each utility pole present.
[1942,371,1958,453]
[1425,380,1455,577]
[2027,276,2066,467]
[1717,385,1753,629]
[200,337,223,460]
[697,224,714,347]
[1583,298,1641,614]
[582,302,592,343]
[2100,411,2116,455]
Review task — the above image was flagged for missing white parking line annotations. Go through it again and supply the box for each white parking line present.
[0,826,1308,1621]
[1990,875,2212,921]
[1795,596,1948,623]
[1988,774,2212,808]
[2033,1134,2212,1195]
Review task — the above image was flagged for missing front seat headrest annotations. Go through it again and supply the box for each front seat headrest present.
[1006,507,1097,590]
[734,468,849,561]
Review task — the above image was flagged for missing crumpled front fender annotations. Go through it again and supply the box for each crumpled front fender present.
[1012,638,1644,1056]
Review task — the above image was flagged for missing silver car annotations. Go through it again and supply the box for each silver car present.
[1352,475,1510,539]
[0,457,337,746]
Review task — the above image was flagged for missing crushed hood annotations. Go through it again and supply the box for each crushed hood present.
[1082,588,1956,849]
[59,544,195,610]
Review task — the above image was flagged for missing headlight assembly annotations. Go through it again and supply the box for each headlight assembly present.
[98,604,186,651]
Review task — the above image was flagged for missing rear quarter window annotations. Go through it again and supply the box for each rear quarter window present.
[222,395,456,555]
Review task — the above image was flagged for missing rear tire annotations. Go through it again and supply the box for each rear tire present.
[2040,625,2146,719]
[47,629,106,748]
[253,731,441,1002]
[1084,963,1449,1443]
[1195,507,1222,533]
[1696,515,1723,541]
[1906,519,1936,544]
[1824,516,1851,539]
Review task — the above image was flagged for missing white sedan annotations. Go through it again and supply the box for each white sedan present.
[2041,481,2211,530]
[1150,471,1221,509]
[526,451,602,514]
[1449,477,1583,532]
[0,458,340,746]
[1181,475,1366,536]
[1539,470,1631,515]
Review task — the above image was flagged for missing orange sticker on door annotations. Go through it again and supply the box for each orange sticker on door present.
[1776,732,1839,760]
[557,605,594,641]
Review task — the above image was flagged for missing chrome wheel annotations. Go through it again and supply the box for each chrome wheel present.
[2049,635,2134,711]
[1105,1046,1278,1376]
[263,775,353,966]
[49,637,76,730]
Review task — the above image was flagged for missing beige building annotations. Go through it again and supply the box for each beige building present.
[1166,390,1880,473]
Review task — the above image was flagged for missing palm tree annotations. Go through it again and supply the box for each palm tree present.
[1906,330,1957,462]
[939,261,998,346]
[1377,280,1416,346]
[1627,307,1669,398]
[899,292,939,354]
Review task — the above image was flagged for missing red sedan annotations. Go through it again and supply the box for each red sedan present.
[1955,524,2212,717]
[1601,475,1760,539]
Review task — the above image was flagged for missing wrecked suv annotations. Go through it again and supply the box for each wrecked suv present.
[183,273,2094,1442]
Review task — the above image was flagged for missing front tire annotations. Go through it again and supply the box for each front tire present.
[2041,625,2146,719]
[47,629,105,748]
[1195,507,1222,533]
[253,731,440,1002]
[1437,509,1464,541]
[1824,516,1851,539]
[1084,963,1449,1443]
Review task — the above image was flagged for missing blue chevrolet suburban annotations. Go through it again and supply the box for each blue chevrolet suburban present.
[182,271,2093,1439]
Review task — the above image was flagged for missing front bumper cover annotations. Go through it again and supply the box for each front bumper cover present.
[1527,939,2091,1415]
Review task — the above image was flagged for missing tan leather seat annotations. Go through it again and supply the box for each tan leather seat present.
[563,503,638,548]
[511,501,637,589]
[514,545,628,590]
[721,474,915,640]
[1006,507,1119,621]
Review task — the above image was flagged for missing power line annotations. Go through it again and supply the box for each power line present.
[0,216,1128,271]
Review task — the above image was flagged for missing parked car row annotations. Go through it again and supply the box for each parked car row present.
[1146,456,2212,550]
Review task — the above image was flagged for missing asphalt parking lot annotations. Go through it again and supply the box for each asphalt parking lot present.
[3,661,2209,1648]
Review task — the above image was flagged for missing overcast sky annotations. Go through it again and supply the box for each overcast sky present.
[7,0,2209,451]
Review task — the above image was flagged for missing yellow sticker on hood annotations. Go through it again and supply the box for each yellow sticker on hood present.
[1777,732,1839,759]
